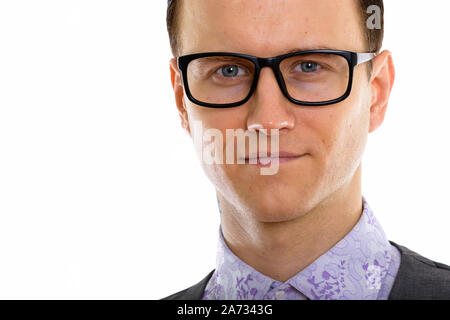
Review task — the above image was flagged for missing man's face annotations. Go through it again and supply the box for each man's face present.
[172,0,379,222]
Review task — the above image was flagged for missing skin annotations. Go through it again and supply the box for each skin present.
[169,0,395,282]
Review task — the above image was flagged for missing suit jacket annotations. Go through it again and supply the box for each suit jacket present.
[161,241,450,300]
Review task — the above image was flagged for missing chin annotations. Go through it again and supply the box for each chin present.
[209,163,319,222]
[238,190,311,223]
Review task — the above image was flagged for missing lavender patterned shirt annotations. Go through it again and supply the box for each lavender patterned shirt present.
[202,196,401,300]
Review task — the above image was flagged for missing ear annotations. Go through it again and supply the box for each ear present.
[170,58,191,136]
[368,50,395,133]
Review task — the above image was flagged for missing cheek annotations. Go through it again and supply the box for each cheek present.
[337,110,368,163]
[299,87,369,176]
[340,79,371,160]
[185,101,251,184]
[186,101,252,166]
[323,91,370,176]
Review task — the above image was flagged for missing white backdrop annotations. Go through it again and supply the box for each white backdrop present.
[0,1,448,299]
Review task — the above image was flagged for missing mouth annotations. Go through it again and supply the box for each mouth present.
[243,152,307,167]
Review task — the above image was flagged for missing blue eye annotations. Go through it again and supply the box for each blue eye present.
[220,65,241,77]
[298,61,320,73]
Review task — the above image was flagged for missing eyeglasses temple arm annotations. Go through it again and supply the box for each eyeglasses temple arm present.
[356,52,377,65]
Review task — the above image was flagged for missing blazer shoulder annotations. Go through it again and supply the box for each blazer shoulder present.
[388,241,450,300]
[161,269,215,300]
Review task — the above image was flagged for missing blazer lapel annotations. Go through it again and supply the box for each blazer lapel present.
[162,269,215,300]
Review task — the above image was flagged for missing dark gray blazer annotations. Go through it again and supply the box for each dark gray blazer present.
[162,241,450,300]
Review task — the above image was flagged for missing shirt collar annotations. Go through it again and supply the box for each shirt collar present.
[210,196,395,300]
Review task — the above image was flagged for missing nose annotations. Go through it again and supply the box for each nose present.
[246,68,295,134]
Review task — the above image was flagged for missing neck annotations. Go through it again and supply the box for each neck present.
[218,165,363,282]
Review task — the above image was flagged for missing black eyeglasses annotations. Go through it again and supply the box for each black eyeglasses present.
[177,49,376,108]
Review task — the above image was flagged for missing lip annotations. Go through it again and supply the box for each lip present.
[243,152,307,167]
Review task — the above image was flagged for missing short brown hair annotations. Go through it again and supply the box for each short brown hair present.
[167,0,384,67]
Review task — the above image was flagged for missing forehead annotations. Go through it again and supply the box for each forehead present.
[178,0,366,57]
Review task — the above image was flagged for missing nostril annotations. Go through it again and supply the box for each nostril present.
[248,123,267,131]
[279,121,295,130]
[248,121,293,132]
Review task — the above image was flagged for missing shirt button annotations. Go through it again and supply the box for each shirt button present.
[275,290,286,300]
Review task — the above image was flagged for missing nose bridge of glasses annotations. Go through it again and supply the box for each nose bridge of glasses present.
[257,56,279,70]
[254,56,287,96]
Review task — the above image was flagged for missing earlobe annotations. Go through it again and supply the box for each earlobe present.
[169,58,191,135]
[368,50,395,133]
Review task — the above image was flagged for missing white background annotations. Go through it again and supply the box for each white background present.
[0,1,448,299]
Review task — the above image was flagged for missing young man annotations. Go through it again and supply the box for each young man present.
[162,0,450,300]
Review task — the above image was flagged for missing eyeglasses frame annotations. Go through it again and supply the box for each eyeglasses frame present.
[177,50,376,108]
